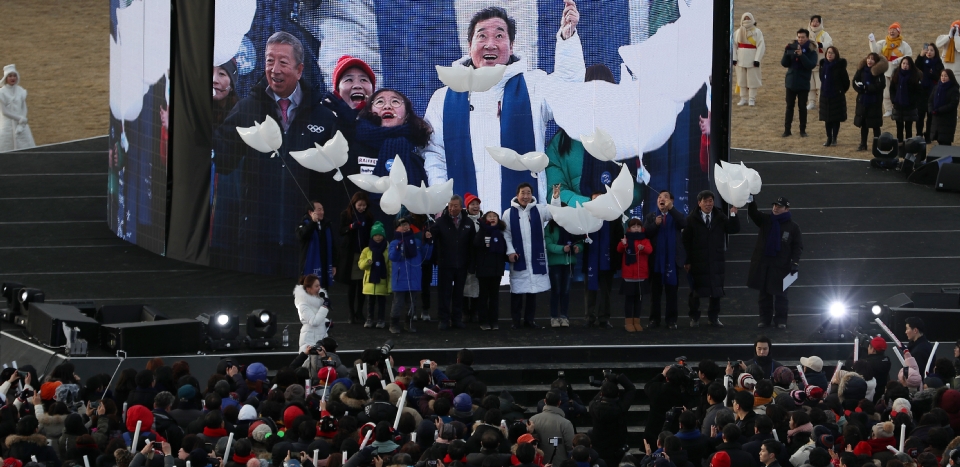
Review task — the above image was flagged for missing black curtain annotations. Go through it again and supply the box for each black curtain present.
[166,0,213,264]
[710,0,733,165]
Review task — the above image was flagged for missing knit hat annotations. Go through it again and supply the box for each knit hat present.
[40,381,62,401]
[737,374,757,392]
[813,425,834,449]
[2,65,18,86]
[711,451,731,467]
[332,55,376,89]
[889,23,902,33]
[317,367,337,385]
[283,405,305,430]
[370,221,385,239]
[892,398,912,416]
[873,421,895,439]
[791,390,807,405]
[55,383,80,403]
[385,383,402,405]
[3,458,23,467]
[284,384,305,403]
[853,441,872,457]
[238,404,257,421]
[842,376,868,402]
[772,366,794,387]
[246,363,268,383]
[115,448,135,467]
[251,423,273,443]
[870,337,887,351]
[453,393,473,415]
[517,434,536,444]
[464,193,480,209]
[924,377,944,389]
[805,386,824,400]
[800,356,824,372]
[125,405,155,434]
[178,384,198,401]
[318,414,338,439]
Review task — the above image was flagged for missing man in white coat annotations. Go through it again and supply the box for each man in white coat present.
[936,21,960,76]
[503,183,561,329]
[807,15,833,110]
[869,23,912,116]
[423,1,585,215]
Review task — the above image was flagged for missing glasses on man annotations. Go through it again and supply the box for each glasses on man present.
[372,97,403,109]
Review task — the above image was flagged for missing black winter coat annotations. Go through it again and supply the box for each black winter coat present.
[645,375,688,440]
[890,69,923,121]
[745,201,802,294]
[818,58,850,123]
[335,209,373,282]
[643,207,688,270]
[853,57,889,129]
[430,210,476,269]
[5,433,61,467]
[682,208,740,298]
[860,353,891,401]
[297,216,337,285]
[929,82,960,145]
[127,386,158,409]
[588,374,636,467]
[473,226,508,278]
[780,42,819,91]
[916,55,944,112]
[444,363,478,395]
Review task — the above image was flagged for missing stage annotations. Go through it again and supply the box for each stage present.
[1,138,959,359]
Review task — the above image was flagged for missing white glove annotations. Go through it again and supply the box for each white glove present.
[19,117,27,125]
[15,126,23,135]
[868,33,876,42]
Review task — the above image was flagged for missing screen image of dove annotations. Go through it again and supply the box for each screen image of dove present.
[208,0,728,277]
[106,0,172,256]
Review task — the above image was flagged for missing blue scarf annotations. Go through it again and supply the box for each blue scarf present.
[368,239,388,284]
[302,219,334,286]
[820,59,837,98]
[934,81,957,110]
[763,212,792,257]
[624,231,646,265]
[894,69,913,106]
[579,147,622,197]
[443,73,536,211]
[586,221,611,290]
[919,57,944,90]
[394,231,418,259]
[653,211,678,286]
[361,120,426,186]
[481,223,507,254]
[860,68,878,106]
[509,204,547,274]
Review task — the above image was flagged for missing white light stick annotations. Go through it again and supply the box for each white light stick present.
[223,432,235,462]
[305,379,311,393]
[796,365,809,387]
[381,380,387,390]
[84,455,91,467]
[314,449,319,465]
[892,347,906,366]
[362,363,368,383]
[386,360,395,383]
[187,461,192,467]
[359,428,373,449]
[874,318,904,348]
[772,430,779,441]
[854,338,859,363]
[123,402,128,424]
[723,375,730,406]
[411,432,417,443]
[924,342,940,376]
[887,446,898,454]
[130,420,142,452]
[393,390,408,430]
[899,424,906,451]
[342,452,347,461]
[31,457,38,463]
[356,364,365,385]
[321,369,332,401]
[826,361,843,395]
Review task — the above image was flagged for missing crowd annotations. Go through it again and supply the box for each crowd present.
[2,330,960,467]
[734,16,960,150]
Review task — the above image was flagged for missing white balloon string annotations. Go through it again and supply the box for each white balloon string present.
[276,152,312,204]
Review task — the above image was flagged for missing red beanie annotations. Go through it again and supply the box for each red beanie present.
[711,452,731,467]
[282,405,304,431]
[464,193,480,209]
[853,441,872,457]
[333,55,375,89]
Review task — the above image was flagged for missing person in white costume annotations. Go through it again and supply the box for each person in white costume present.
[806,15,833,110]
[0,65,36,152]
[734,12,765,106]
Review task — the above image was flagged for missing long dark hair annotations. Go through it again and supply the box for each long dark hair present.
[941,69,959,87]
[343,191,373,221]
[859,53,883,73]
[891,56,921,87]
[358,89,433,146]
[557,64,616,156]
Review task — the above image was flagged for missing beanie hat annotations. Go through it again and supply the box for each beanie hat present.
[40,382,62,401]
[178,385,198,401]
[924,377,944,389]
[370,221,386,239]
[892,398,912,416]
[853,441,872,457]
[800,356,824,372]
[4,458,23,467]
[791,390,807,405]
[385,383,402,405]
[870,337,888,351]
[805,386,824,400]
[889,23,902,33]
[318,414,338,439]
[453,393,473,415]
[317,367,337,385]
[772,366,794,386]
[464,193,481,209]
[813,425,834,449]
[283,405,305,430]
[873,421,895,439]
[125,405,155,434]
[711,451,731,467]
[842,376,868,402]
[737,374,757,392]
[332,55,376,90]
[238,404,257,421]
[284,384,305,403]
[246,363,268,383]
[251,423,273,443]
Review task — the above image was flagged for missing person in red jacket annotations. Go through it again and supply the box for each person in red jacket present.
[617,218,653,333]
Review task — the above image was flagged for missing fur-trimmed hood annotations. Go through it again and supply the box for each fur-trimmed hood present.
[293,285,324,309]
[5,433,48,448]
[340,391,369,409]
[859,55,889,77]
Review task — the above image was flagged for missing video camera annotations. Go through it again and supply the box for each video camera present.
[377,339,395,357]
[588,369,614,388]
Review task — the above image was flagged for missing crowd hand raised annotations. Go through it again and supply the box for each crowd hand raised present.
[161,442,171,457]
[559,0,579,40]
[868,33,876,42]
[140,440,154,455]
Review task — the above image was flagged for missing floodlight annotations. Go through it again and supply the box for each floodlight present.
[828,302,846,318]
[245,309,278,349]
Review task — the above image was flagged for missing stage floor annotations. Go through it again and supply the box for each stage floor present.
[2,139,959,353]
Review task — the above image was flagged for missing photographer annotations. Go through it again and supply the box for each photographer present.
[530,390,575,463]
[445,349,478,396]
[588,371,636,466]
[645,366,691,444]
[536,377,587,420]
[289,339,350,380]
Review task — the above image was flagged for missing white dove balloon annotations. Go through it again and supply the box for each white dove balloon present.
[547,202,603,236]
[347,174,391,193]
[583,164,635,221]
[744,165,762,195]
[580,128,619,162]
[379,157,410,215]
[485,147,549,178]
[236,115,283,155]
[435,64,506,93]
[714,161,754,207]
[289,131,350,181]
[403,179,454,215]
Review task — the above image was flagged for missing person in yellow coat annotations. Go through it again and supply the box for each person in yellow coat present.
[359,221,392,328]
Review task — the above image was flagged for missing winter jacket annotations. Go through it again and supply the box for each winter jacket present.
[473,226,508,278]
[444,364,478,396]
[529,405,575,462]
[297,216,337,286]
[870,39,912,78]
[359,244,392,295]
[423,32,586,213]
[734,20,766,68]
[545,224,582,267]
[928,81,959,145]
[582,219,625,277]
[803,370,829,391]
[907,335,935,374]
[544,133,643,210]
[818,58,850,123]
[295,284,328,352]
[127,386,159,410]
[389,236,433,292]
[853,56,889,129]
[916,55,944,112]
[502,196,561,294]
[890,69,923,120]
[335,209,372,283]
[682,208,741,298]
[899,355,923,389]
[0,74,36,151]
[675,429,711,467]
[5,433,60,467]
[935,33,960,75]
[617,237,653,280]
[430,210,476,269]
[37,413,66,453]
[780,41,819,91]
[643,207,688,271]
[745,201,802,294]
[589,379,636,466]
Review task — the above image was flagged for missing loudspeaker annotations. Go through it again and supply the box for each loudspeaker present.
[911,292,960,309]
[908,156,952,185]
[58,301,98,319]
[25,303,100,346]
[935,162,960,192]
[95,305,166,324]
[926,144,960,161]
[99,319,202,356]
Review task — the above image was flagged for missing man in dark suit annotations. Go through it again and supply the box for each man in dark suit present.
[428,195,477,329]
[746,196,803,329]
[682,190,740,328]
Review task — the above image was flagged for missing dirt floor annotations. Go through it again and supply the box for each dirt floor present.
[4,0,956,156]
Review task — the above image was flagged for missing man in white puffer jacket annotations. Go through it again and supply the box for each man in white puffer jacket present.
[423,2,585,214]
[503,183,561,329]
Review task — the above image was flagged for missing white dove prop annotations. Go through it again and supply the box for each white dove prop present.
[714,161,762,207]
[213,0,256,67]
[347,174,390,193]
[379,157,410,216]
[403,179,454,215]
[580,128,619,162]
[236,116,283,156]
[289,131,350,181]
[547,202,604,236]
[583,164,634,222]
[435,64,506,93]
[485,147,549,178]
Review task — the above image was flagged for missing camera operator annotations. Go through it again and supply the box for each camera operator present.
[536,376,587,420]
[445,349,478,396]
[530,390,575,463]
[588,371,636,466]
[289,338,350,379]
[645,366,691,444]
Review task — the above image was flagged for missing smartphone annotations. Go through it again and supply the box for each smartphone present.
[153,442,163,450]
[428,461,438,467]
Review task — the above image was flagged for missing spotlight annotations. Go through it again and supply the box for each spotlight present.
[871,304,882,316]
[196,311,240,350]
[828,302,847,318]
[18,288,45,310]
[870,132,899,169]
[245,309,277,349]
[1,282,24,321]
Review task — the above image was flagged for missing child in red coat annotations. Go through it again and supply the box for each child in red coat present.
[617,218,653,332]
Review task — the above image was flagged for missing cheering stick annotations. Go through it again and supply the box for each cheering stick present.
[386,360,395,383]
[826,361,843,395]
[796,365,809,387]
[899,424,906,451]
[130,420,142,452]
[321,369,332,401]
[84,456,91,467]
[874,318,904,348]
[356,364,365,385]
[223,432,235,463]
[314,450,319,465]
[359,428,373,449]
[393,390,408,429]
[854,338,859,363]
[723,375,730,406]
[892,347,906,366]
[924,342,939,376]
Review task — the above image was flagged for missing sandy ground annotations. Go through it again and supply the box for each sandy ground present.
[4,0,956,157]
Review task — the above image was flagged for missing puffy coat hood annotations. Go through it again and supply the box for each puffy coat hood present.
[859,55,890,77]
[4,433,47,448]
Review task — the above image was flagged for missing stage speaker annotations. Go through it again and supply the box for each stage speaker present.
[58,301,98,319]
[911,292,960,309]
[95,305,166,324]
[935,161,960,192]
[99,319,202,356]
[908,156,952,186]
[25,303,100,347]
[926,145,960,162]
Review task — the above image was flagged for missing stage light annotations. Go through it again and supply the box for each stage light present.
[245,309,277,349]
[196,311,240,350]
[18,288,45,310]
[870,132,899,169]
[829,302,846,318]
[2,282,23,304]
[871,304,882,316]
[1,282,24,321]
[217,314,230,326]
